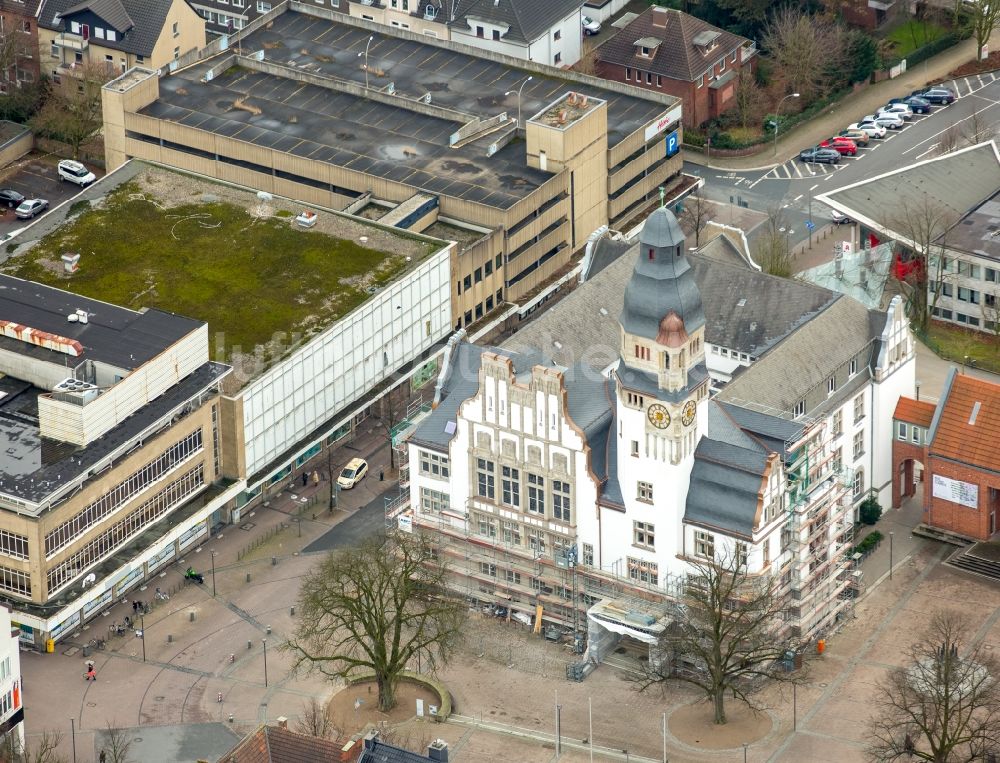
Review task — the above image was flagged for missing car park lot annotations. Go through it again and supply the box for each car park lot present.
[0,158,91,235]
[760,71,999,183]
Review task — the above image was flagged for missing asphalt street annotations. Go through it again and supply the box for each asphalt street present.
[687,71,1000,251]
[302,485,396,553]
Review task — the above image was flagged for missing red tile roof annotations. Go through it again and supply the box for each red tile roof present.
[220,725,347,763]
[893,397,936,428]
[929,373,1000,471]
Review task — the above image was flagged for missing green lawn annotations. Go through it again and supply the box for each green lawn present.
[2,182,436,361]
[926,321,1000,374]
[884,19,948,59]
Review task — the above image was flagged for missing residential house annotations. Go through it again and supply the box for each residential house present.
[819,141,1000,336]
[400,205,914,657]
[37,0,205,80]
[189,0,342,38]
[594,6,756,128]
[0,0,42,91]
[893,368,1000,540]
[218,718,356,763]
[345,0,585,67]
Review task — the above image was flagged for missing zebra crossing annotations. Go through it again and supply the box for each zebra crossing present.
[757,71,998,184]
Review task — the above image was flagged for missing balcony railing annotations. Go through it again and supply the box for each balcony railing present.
[54,33,88,51]
[740,42,757,65]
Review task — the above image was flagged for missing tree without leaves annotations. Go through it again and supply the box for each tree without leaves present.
[30,63,114,158]
[733,68,763,130]
[293,697,339,740]
[678,195,713,248]
[752,204,794,278]
[867,611,1000,762]
[632,551,797,725]
[102,723,134,763]
[962,0,1000,61]
[284,534,465,711]
[762,8,846,101]
[0,731,66,763]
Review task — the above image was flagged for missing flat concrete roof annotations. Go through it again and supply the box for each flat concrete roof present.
[948,190,1000,262]
[143,9,670,210]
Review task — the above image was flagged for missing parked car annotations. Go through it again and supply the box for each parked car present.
[0,189,24,208]
[848,121,887,139]
[582,16,601,35]
[799,147,841,164]
[889,95,931,114]
[58,159,96,187]
[838,128,870,146]
[860,113,904,129]
[912,86,956,104]
[14,199,48,219]
[877,103,914,120]
[337,457,369,489]
[831,210,853,225]
[820,136,858,155]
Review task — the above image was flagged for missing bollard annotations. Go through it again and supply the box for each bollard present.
[217,691,223,703]
[290,606,295,616]
[189,611,195,622]
[245,573,251,583]
[247,640,252,650]
[228,713,234,723]
[266,625,272,635]
[230,653,235,664]
[271,556,277,566]
[167,634,173,643]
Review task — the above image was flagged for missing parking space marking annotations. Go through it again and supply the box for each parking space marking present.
[810,184,819,191]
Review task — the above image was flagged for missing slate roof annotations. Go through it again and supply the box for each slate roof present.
[817,141,1000,243]
[0,0,43,17]
[503,248,839,367]
[40,0,176,57]
[219,724,345,763]
[893,397,936,428]
[684,401,769,538]
[0,274,203,370]
[596,7,748,82]
[927,369,1000,472]
[358,737,437,763]
[450,0,583,44]
[945,189,1000,262]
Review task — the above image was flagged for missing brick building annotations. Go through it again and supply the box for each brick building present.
[593,5,756,128]
[892,368,1000,540]
[0,0,42,92]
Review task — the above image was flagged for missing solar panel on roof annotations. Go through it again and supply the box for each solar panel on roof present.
[444,421,457,435]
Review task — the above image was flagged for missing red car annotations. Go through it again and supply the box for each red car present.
[819,136,858,156]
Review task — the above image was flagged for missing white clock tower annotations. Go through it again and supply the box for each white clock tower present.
[611,204,710,575]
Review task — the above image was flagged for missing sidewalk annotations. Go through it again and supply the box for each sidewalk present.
[685,36,979,172]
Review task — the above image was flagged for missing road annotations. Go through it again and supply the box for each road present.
[687,71,1000,251]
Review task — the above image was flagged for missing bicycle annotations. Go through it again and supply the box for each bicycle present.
[90,637,106,651]
[154,588,169,601]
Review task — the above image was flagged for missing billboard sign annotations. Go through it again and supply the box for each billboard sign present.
[932,474,978,509]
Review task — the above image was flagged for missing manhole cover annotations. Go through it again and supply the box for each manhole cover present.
[87,702,97,707]
[63,647,80,656]
[240,523,256,531]
[155,696,165,701]
[134,738,143,743]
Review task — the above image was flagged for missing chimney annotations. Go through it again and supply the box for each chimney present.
[651,6,668,28]
[276,717,288,730]
[363,731,379,750]
[427,739,449,762]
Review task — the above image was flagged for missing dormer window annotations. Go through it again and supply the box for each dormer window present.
[641,46,651,57]
[633,37,660,59]
[424,4,437,19]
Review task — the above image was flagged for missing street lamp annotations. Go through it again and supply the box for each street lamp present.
[773,92,800,155]
[505,76,533,129]
[889,531,894,580]
[211,550,217,597]
[138,614,145,663]
[262,638,268,688]
[70,718,76,763]
[357,35,374,90]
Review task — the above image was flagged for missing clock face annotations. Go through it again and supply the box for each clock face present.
[681,400,697,427]
[647,403,671,429]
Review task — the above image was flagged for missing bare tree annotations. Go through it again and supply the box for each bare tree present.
[752,205,794,278]
[31,63,114,158]
[963,107,997,147]
[633,551,796,725]
[293,697,339,739]
[733,68,763,130]
[882,194,961,332]
[375,723,433,755]
[965,0,1000,61]
[285,534,465,711]
[868,612,1000,762]
[678,195,713,248]
[0,731,67,763]
[979,291,1000,352]
[101,724,134,763]
[762,8,846,101]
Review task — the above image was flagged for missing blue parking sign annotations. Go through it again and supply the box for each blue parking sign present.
[805,220,816,231]
[665,130,679,157]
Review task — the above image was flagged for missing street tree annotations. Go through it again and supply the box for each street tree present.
[678,194,713,248]
[882,194,961,333]
[102,723,134,763]
[293,697,339,740]
[31,63,114,158]
[963,0,1000,61]
[867,612,1000,762]
[753,204,794,277]
[762,8,845,101]
[285,534,465,711]
[633,551,797,725]
[0,731,66,763]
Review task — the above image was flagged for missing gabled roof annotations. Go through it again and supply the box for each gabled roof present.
[0,0,43,17]
[928,371,1000,471]
[40,0,179,57]
[596,7,748,82]
[218,724,345,763]
[893,397,936,428]
[357,737,436,763]
[450,0,582,44]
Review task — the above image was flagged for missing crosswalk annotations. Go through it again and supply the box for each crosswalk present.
[757,71,999,184]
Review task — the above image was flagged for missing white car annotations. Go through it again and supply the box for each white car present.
[860,113,904,130]
[582,16,601,35]
[58,159,96,187]
[877,103,914,121]
[848,121,887,139]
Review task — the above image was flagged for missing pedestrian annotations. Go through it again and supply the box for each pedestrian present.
[302,472,308,487]
[99,749,107,763]
[312,470,319,486]
[132,600,139,613]
[85,663,96,681]
[379,468,384,481]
